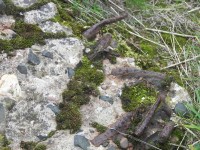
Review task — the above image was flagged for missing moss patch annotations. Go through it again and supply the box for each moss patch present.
[34,144,46,150]
[121,83,157,112]
[0,134,10,150]
[20,141,46,150]
[56,57,104,132]
[0,21,66,53]
[91,122,107,133]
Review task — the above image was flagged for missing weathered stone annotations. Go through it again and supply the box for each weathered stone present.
[102,141,109,147]
[24,2,57,24]
[11,0,37,8]
[174,102,189,117]
[42,50,53,59]
[120,137,129,149]
[0,103,5,124]
[74,135,90,150]
[107,146,116,150]
[47,104,60,114]
[39,21,72,35]
[99,95,113,104]
[28,50,40,65]
[0,0,6,14]
[67,67,75,79]
[17,63,28,74]
[0,15,16,40]
[0,74,21,99]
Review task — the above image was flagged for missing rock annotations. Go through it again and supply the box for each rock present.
[24,2,57,24]
[99,95,113,104]
[11,0,37,8]
[174,102,189,117]
[102,141,109,147]
[17,63,28,74]
[0,74,21,99]
[107,146,116,150]
[0,15,16,40]
[0,103,5,133]
[42,50,53,59]
[47,104,60,114]
[101,84,108,90]
[28,50,40,65]
[74,135,90,150]
[0,0,6,14]
[37,135,48,141]
[39,21,72,35]
[120,137,129,149]
[67,67,75,79]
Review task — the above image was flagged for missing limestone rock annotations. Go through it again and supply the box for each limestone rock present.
[99,95,113,104]
[67,67,75,79]
[120,137,129,149]
[0,74,21,99]
[74,134,90,150]
[11,0,37,8]
[0,103,5,133]
[39,21,72,35]
[24,2,57,24]
[0,15,16,40]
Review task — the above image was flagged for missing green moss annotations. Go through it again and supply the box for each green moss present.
[3,0,50,16]
[116,40,136,57]
[34,144,46,150]
[0,21,66,53]
[91,122,107,133]
[0,134,10,149]
[47,130,56,138]
[161,33,188,49]
[75,57,104,86]
[20,141,37,150]
[56,103,82,133]
[140,41,158,57]
[121,83,157,111]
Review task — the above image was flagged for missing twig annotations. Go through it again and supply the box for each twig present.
[188,7,200,13]
[162,55,200,70]
[83,13,128,40]
[146,28,196,38]
[134,91,167,136]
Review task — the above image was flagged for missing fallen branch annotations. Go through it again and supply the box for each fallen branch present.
[111,67,166,89]
[159,121,175,143]
[134,91,168,136]
[88,33,112,60]
[91,111,137,147]
[83,13,128,40]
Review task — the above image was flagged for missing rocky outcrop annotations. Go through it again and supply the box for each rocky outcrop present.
[11,0,37,8]
[24,2,57,24]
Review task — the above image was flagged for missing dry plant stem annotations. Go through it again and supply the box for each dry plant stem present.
[91,111,137,146]
[162,55,200,69]
[83,13,128,40]
[134,91,167,136]
[146,28,196,38]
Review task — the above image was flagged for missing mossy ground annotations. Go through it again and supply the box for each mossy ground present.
[91,122,107,133]
[56,57,104,132]
[121,83,157,112]
[20,141,46,150]
[0,134,10,150]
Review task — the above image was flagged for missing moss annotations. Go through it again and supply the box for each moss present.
[74,57,104,86]
[56,103,82,133]
[3,0,50,16]
[20,141,37,150]
[161,33,188,49]
[0,134,10,149]
[0,21,66,53]
[121,83,157,111]
[140,41,158,57]
[116,40,136,57]
[47,130,56,138]
[34,144,46,150]
[91,122,107,133]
